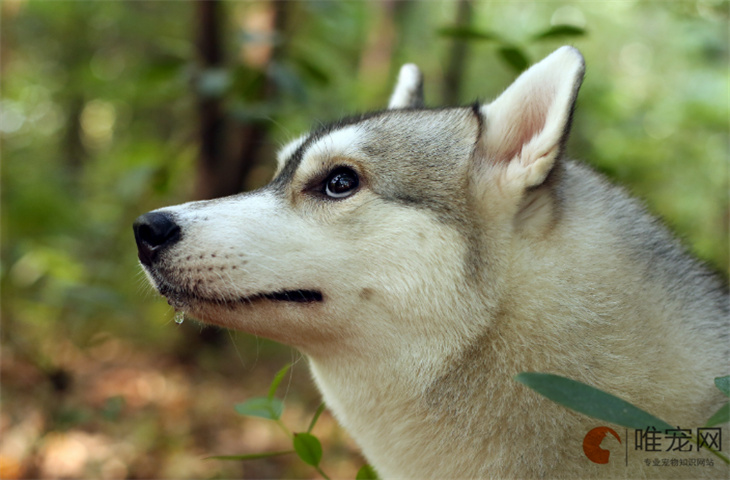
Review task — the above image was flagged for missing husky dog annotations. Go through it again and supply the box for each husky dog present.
[134,47,728,478]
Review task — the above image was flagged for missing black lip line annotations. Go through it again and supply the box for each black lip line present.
[158,283,323,305]
[260,290,323,303]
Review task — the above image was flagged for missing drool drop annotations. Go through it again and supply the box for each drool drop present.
[174,311,185,325]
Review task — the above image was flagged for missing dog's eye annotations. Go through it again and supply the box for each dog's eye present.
[324,167,359,198]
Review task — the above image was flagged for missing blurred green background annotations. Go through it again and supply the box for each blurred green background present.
[1,1,727,478]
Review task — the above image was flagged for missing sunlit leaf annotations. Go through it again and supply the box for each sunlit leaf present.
[533,25,586,40]
[235,397,284,420]
[515,372,674,431]
[715,376,730,397]
[437,26,498,41]
[293,432,322,467]
[705,402,729,427]
[497,46,529,73]
[207,450,294,461]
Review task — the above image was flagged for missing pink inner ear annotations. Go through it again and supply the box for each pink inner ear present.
[494,89,551,164]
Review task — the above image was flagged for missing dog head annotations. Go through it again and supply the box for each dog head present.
[133,47,584,356]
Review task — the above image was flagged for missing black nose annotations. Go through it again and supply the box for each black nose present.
[133,212,181,266]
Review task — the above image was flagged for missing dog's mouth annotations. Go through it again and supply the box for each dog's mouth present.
[158,284,323,310]
[258,289,323,303]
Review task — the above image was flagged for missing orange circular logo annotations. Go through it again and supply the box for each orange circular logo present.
[583,426,621,464]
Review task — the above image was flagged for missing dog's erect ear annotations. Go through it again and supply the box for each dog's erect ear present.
[388,64,424,109]
[480,46,584,189]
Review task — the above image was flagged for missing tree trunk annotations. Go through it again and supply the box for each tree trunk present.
[194,0,228,200]
[442,0,473,105]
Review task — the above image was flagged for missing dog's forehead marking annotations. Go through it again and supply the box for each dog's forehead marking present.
[271,107,481,204]
[302,125,364,164]
[271,111,391,189]
[275,135,308,175]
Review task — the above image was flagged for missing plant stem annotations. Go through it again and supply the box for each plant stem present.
[316,466,332,480]
[307,403,326,433]
[275,418,293,439]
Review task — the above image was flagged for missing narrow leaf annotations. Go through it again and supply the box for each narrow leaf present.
[356,464,380,479]
[715,376,730,397]
[533,25,586,40]
[207,450,294,461]
[268,363,292,400]
[235,397,284,421]
[437,26,498,42]
[705,402,729,427]
[307,402,327,433]
[293,432,323,467]
[497,46,529,73]
[515,372,674,431]
[292,55,331,86]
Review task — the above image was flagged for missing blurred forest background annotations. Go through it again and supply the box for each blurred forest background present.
[1,0,728,478]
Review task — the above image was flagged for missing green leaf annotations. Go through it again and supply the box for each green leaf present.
[497,46,530,73]
[235,397,284,421]
[533,25,586,40]
[515,372,674,431]
[715,376,730,397]
[705,402,729,427]
[293,432,322,467]
[207,450,294,461]
[292,55,331,86]
[437,26,498,42]
[268,363,292,400]
[356,464,380,479]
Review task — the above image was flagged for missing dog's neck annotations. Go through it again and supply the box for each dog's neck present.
[305,297,581,478]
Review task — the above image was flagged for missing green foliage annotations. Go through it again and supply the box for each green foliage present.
[293,433,323,467]
[223,363,378,479]
[307,402,327,433]
[704,377,730,427]
[207,450,294,462]
[234,397,284,421]
[497,46,529,73]
[516,373,730,464]
[515,373,674,431]
[438,20,585,73]
[533,25,586,40]
[268,363,293,400]
[705,404,729,428]
[356,464,380,480]
[715,376,730,397]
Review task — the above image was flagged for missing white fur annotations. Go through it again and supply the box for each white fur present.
[388,63,423,109]
[275,134,307,175]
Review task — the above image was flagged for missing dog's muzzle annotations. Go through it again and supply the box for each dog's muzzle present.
[133,211,181,266]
